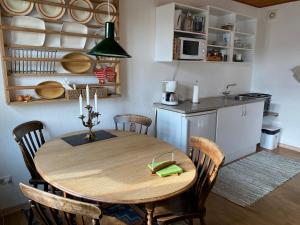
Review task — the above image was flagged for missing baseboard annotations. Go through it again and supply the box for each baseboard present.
[279,143,300,152]
[0,202,28,217]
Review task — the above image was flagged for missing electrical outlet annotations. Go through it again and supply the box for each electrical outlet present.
[0,176,13,185]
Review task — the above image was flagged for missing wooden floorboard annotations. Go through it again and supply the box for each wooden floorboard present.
[1,211,27,225]
[1,147,300,225]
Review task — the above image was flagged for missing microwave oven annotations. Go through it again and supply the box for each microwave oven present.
[178,37,206,60]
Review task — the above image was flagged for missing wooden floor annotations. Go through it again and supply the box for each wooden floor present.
[206,148,300,225]
[1,148,300,225]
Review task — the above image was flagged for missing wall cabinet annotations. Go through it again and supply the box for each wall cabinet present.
[155,3,257,63]
[216,101,264,163]
[155,3,207,62]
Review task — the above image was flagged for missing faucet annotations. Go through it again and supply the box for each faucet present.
[222,83,237,96]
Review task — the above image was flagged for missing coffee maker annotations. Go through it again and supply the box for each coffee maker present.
[161,81,178,106]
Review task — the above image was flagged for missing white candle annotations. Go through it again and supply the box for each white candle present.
[94,93,98,112]
[79,94,83,116]
[86,85,90,105]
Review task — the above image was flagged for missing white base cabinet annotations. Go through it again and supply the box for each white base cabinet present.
[156,109,217,153]
[216,101,264,164]
[155,100,264,163]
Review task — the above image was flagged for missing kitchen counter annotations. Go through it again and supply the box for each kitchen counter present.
[154,96,265,114]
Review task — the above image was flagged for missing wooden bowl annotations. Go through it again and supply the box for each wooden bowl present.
[35,81,65,100]
[61,52,92,74]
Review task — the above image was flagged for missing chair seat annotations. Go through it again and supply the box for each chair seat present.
[154,194,205,224]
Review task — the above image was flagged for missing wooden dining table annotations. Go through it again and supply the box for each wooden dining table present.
[34,130,197,225]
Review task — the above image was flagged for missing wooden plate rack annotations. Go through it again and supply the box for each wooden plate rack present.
[0,0,121,105]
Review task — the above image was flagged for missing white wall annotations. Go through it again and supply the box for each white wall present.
[121,0,260,117]
[252,1,300,150]
[0,0,259,209]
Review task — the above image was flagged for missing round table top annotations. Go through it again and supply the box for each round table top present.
[34,130,197,204]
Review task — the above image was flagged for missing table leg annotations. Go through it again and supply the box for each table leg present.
[145,203,154,225]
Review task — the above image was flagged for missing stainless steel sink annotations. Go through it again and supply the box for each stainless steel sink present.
[223,95,251,101]
[224,94,252,101]
[234,95,251,101]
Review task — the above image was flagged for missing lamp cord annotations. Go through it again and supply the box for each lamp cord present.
[107,0,110,18]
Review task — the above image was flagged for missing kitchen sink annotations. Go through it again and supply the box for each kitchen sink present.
[234,95,251,101]
[232,93,271,102]
[223,95,251,101]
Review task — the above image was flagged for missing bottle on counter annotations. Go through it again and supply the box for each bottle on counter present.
[192,81,199,104]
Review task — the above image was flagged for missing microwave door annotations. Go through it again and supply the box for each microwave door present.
[180,40,203,60]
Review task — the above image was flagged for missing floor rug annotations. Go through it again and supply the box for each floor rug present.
[103,204,145,225]
[24,205,145,225]
[213,151,300,207]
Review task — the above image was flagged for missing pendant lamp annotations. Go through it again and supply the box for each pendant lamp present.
[88,22,131,58]
[88,1,131,58]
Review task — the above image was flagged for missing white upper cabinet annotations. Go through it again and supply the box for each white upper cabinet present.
[155,3,208,62]
[155,3,257,63]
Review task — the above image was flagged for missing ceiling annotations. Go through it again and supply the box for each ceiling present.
[233,0,297,8]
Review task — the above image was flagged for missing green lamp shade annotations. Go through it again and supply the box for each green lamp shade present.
[88,22,131,58]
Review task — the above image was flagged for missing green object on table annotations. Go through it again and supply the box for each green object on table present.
[148,162,183,177]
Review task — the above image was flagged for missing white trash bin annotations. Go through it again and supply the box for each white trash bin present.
[260,125,281,150]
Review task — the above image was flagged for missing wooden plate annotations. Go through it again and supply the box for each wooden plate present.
[68,0,93,24]
[1,0,34,16]
[35,81,65,100]
[36,0,66,20]
[94,2,117,26]
[61,52,92,74]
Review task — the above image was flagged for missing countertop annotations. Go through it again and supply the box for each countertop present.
[154,96,265,114]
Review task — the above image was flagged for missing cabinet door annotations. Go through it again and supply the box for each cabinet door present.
[156,109,183,150]
[180,112,217,152]
[187,113,217,141]
[216,102,264,164]
[216,105,244,163]
[242,101,264,148]
[155,3,175,62]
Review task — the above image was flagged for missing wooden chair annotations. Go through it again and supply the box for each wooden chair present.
[13,121,51,225]
[19,183,126,225]
[12,121,47,189]
[114,114,152,135]
[114,115,152,216]
[153,137,225,225]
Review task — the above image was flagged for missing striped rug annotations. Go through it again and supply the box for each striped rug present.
[213,151,300,207]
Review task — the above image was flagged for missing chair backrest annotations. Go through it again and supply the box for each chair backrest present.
[188,137,225,210]
[20,183,102,225]
[13,121,46,179]
[114,114,152,135]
